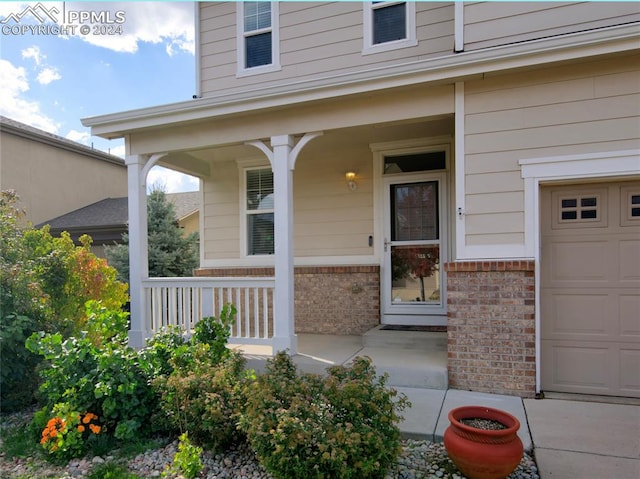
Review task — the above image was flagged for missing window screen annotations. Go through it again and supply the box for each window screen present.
[243,1,272,69]
[373,2,406,44]
[246,168,274,255]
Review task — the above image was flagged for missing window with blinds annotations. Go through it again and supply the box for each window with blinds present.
[363,1,416,55]
[372,1,406,44]
[242,1,273,69]
[246,168,274,255]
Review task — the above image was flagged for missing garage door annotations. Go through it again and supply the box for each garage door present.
[541,181,640,398]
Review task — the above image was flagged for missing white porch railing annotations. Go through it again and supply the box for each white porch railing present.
[142,277,275,345]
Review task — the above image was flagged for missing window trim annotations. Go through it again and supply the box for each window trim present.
[241,164,275,257]
[236,1,281,77]
[362,1,417,55]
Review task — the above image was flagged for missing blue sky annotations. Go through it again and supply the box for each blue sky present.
[1,1,200,192]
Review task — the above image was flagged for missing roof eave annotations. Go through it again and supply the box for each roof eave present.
[81,23,640,140]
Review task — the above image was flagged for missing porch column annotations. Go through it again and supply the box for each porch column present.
[271,135,297,354]
[125,154,150,349]
[246,132,323,355]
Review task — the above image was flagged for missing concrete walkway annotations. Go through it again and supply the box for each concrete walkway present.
[234,334,640,479]
[524,397,640,479]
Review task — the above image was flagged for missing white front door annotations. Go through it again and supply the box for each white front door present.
[382,172,447,325]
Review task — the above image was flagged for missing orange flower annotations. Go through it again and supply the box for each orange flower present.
[89,424,101,434]
[83,413,97,424]
[77,425,85,433]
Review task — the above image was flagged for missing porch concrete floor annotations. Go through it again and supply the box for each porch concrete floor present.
[229,333,533,451]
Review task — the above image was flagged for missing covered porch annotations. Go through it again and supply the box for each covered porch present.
[122,109,456,354]
[85,80,479,391]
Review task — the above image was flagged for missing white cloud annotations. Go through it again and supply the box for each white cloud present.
[0,2,29,19]
[21,46,61,86]
[63,2,194,55]
[21,46,44,65]
[147,166,199,194]
[65,129,91,145]
[36,67,61,85]
[0,59,59,133]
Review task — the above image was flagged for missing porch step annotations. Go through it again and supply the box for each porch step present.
[238,333,448,390]
[348,346,448,390]
[362,325,447,351]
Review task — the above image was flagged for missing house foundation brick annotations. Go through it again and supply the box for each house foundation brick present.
[196,265,380,335]
[444,260,536,398]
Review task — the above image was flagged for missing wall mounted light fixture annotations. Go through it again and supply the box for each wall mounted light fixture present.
[345,171,357,190]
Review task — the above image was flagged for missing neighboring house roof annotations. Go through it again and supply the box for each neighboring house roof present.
[0,115,124,167]
[39,197,128,246]
[166,192,200,221]
[43,197,129,230]
[40,192,200,245]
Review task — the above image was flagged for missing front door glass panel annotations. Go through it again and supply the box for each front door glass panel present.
[389,181,441,305]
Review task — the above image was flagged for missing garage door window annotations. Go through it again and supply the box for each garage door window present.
[553,189,606,229]
[560,196,598,221]
[632,195,640,217]
[622,186,640,225]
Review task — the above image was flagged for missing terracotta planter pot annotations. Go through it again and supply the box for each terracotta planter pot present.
[444,406,524,479]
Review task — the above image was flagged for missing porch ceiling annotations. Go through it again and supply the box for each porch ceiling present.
[157,116,454,178]
[123,83,456,159]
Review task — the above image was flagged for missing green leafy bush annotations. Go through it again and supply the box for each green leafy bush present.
[154,346,251,451]
[192,303,237,363]
[140,303,237,381]
[139,326,188,379]
[26,302,157,443]
[163,432,203,479]
[38,403,103,461]
[0,190,128,412]
[0,313,41,410]
[240,352,409,479]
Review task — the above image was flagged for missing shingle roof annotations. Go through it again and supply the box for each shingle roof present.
[40,192,199,230]
[41,197,129,230]
[167,192,199,220]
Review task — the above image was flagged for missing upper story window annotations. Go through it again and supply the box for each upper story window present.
[363,1,417,55]
[237,1,281,77]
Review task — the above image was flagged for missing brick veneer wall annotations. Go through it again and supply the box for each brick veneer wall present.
[444,261,536,398]
[196,265,380,335]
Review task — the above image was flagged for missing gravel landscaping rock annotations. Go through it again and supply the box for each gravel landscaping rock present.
[2,410,540,479]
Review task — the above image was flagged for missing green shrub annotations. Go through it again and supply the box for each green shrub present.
[192,303,237,363]
[0,191,128,412]
[163,432,203,479]
[139,326,188,379]
[240,352,409,479]
[38,403,103,461]
[154,347,250,451]
[0,313,41,411]
[26,303,157,444]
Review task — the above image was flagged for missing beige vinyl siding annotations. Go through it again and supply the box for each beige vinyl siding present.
[128,85,454,156]
[464,1,640,51]
[464,54,640,246]
[202,141,374,262]
[294,143,373,257]
[203,160,240,260]
[199,2,454,97]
